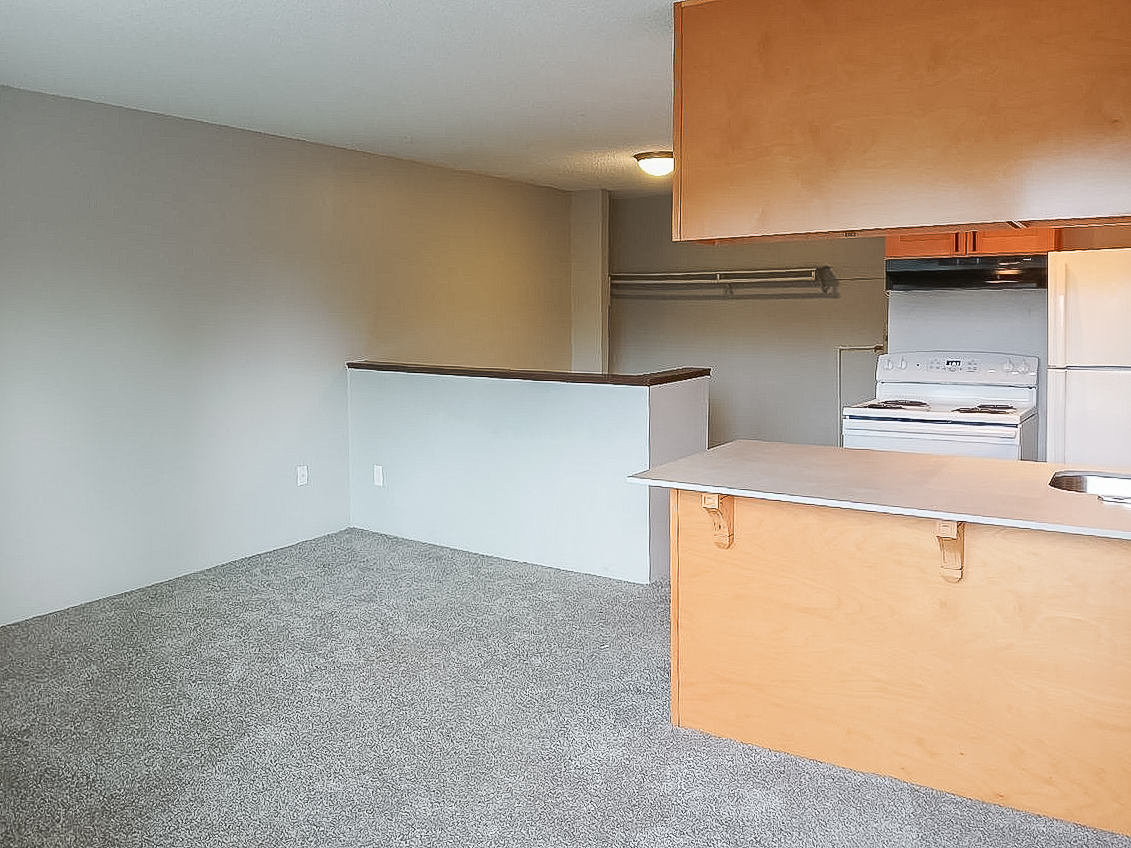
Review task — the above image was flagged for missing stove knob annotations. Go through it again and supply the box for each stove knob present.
[898,358,908,370]
[1018,361,1030,374]
[1004,359,1015,373]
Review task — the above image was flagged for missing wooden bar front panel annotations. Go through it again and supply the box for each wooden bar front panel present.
[670,490,1131,835]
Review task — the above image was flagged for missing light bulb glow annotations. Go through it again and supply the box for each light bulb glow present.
[634,151,674,177]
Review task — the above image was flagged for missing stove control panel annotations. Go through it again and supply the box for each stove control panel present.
[877,352,1039,385]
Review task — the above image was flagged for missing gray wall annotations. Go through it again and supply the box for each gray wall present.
[0,86,572,625]
[609,195,888,447]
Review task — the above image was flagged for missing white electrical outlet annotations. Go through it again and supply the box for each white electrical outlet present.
[373,465,384,487]
[296,465,309,486]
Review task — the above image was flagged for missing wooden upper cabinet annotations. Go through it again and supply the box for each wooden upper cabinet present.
[673,0,1131,241]
[884,232,963,258]
[967,228,1060,255]
[885,228,1061,258]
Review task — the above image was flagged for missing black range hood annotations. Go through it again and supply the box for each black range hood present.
[885,254,1048,291]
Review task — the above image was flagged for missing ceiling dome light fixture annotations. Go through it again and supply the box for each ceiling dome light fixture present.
[634,151,675,177]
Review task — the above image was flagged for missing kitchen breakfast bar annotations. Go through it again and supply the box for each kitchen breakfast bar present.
[633,440,1131,836]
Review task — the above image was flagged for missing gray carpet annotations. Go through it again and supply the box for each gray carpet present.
[1,529,1127,848]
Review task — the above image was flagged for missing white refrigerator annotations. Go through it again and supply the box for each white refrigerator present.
[1047,247,1131,471]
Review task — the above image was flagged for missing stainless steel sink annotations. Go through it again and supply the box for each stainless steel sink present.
[1049,470,1131,506]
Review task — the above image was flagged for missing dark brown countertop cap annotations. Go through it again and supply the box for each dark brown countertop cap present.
[346,361,710,386]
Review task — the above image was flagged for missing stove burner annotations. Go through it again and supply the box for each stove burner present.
[955,406,1014,414]
[863,400,929,409]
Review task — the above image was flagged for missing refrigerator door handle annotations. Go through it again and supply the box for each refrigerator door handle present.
[1046,368,1067,463]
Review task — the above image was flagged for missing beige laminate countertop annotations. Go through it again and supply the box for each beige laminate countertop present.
[631,440,1131,542]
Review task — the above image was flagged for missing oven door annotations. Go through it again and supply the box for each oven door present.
[842,418,1023,460]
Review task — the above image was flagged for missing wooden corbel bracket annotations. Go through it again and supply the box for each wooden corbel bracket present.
[935,520,965,583]
[701,493,734,549]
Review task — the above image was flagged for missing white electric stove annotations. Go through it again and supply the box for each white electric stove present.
[842,351,1039,460]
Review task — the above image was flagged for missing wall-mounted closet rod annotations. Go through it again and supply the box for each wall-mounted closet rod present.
[610,267,833,300]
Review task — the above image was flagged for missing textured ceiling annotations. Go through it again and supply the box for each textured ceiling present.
[0,0,677,194]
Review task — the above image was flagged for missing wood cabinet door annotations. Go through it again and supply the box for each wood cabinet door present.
[673,0,1131,241]
[884,232,962,258]
[969,227,1060,255]
[886,228,1060,258]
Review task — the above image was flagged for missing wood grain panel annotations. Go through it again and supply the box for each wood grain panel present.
[969,227,1060,255]
[674,0,1131,240]
[885,227,1060,257]
[669,489,681,725]
[672,490,1131,834]
[884,231,962,258]
[672,2,686,247]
